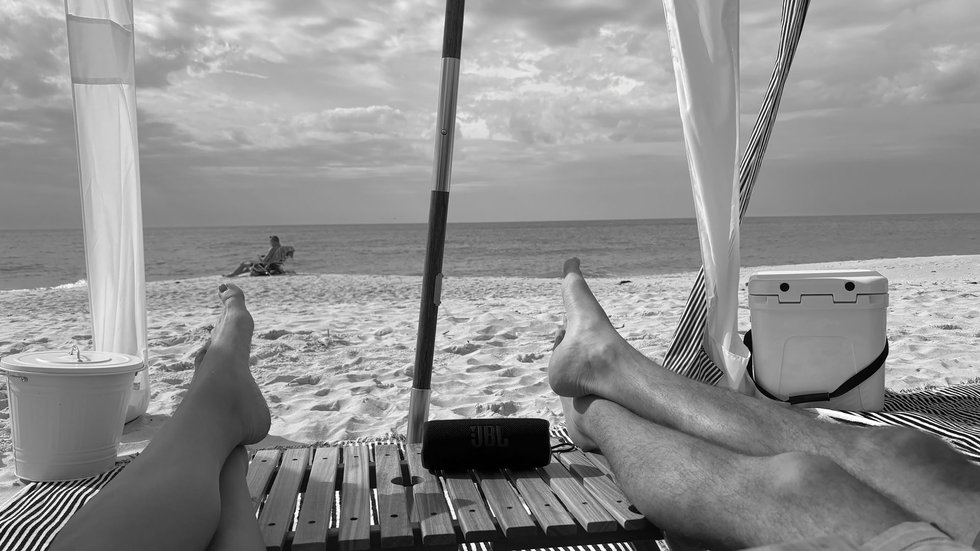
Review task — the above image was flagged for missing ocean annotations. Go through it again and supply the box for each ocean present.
[1,213,978,291]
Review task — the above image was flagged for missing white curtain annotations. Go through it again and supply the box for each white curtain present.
[65,0,150,421]
[662,0,750,392]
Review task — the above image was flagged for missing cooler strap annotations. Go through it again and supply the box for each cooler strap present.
[743,330,889,405]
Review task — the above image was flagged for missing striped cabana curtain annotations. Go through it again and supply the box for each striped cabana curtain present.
[65,0,150,420]
[661,0,811,388]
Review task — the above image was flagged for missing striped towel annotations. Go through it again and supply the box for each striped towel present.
[2,390,977,551]
[0,463,129,551]
[819,385,980,463]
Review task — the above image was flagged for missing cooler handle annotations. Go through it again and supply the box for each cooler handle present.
[743,330,889,405]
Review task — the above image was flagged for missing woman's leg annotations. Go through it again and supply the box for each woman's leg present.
[50,284,271,551]
[225,262,253,277]
[205,447,265,551]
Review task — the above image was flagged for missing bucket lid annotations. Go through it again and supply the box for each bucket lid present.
[747,270,888,303]
[0,349,145,376]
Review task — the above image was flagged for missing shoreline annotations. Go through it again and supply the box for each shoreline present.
[1,254,978,502]
[4,250,978,293]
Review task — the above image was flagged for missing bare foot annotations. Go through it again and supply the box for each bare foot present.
[548,258,631,399]
[191,284,271,446]
[560,396,599,451]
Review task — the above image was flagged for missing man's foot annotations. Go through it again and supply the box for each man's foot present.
[548,258,632,399]
[560,396,600,451]
[190,284,271,446]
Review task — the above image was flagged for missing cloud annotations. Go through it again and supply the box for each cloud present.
[0,3,68,103]
[2,0,980,229]
[469,0,661,47]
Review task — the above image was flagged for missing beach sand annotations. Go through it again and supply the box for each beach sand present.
[0,255,977,503]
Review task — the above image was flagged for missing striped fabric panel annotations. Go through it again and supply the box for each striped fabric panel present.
[0,463,127,551]
[662,0,812,382]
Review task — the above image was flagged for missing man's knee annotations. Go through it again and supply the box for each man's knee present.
[764,452,849,497]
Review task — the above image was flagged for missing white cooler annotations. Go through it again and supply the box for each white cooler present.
[746,270,888,411]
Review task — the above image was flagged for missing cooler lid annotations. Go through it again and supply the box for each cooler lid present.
[747,270,888,304]
[0,349,145,375]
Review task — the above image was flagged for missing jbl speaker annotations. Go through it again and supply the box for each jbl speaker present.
[421,418,551,470]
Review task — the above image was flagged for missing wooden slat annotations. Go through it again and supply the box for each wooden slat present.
[473,470,539,539]
[246,449,281,514]
[292,447,340,551]
[556,449,649,530]
[507,469,576,537]
[540,462,616,533]
[374,444,415,548]
[258,447,310,551]
[338,445,372,551]
[405,443,457,545]
[583,450,614,477]
[443,471,498,542]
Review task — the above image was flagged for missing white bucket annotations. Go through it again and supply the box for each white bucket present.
[0,349,145,481]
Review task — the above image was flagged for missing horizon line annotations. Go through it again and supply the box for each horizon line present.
[2,210,978,232]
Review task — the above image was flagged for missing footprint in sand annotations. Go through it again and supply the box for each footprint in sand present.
[465,364,504,374]
[254,343,295,359]
[444,342,479,355]
[159,361,194,372]
[346,372,373,383]
[516,352,544,363]
[288,374,322,386]
[258,329,291,340]
[478,401,519,416]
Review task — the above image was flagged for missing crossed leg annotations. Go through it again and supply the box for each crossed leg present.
[549,258,980,549]
[50,283,270,551]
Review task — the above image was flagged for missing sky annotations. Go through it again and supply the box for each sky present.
[1,0,979,230]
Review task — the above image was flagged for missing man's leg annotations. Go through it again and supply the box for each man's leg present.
[562,395,915,550]
[550,258,980,543]
[50,284,271,551]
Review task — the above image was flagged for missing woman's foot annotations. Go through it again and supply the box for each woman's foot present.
[548,258,633,399]
[189,284,270,446]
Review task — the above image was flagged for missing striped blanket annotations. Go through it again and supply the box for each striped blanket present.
[2,383,978,551]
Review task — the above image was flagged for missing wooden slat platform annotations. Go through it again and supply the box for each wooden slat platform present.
[246,442,663,551]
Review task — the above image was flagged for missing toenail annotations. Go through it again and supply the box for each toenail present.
[219,284,228,292]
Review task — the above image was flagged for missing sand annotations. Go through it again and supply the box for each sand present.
[0,255,978,504]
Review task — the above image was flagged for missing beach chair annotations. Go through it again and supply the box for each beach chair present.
[0,433,675,551]
[243,437,667,551]
[251,246,295,276]
[4,386,979,551]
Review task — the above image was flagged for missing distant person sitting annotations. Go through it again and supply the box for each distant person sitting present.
[224,235,288,277]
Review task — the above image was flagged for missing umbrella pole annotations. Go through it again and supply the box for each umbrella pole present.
[408,0,465,444]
